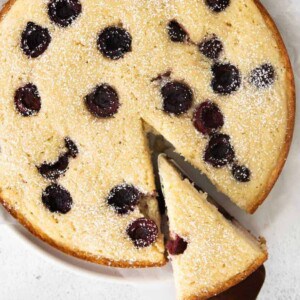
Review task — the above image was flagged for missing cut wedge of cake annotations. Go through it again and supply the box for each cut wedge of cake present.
[158,155,267,299]
[0,0,293,266]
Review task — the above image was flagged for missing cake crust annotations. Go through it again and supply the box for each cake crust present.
[0,0,294,267]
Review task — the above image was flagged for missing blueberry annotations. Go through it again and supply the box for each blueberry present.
[161,81,193,115]
[48,0,82,27]
[204,133,235,167]
[85,84,120,118]
[166,234,188,255]
[249,64,275,88]
[21,22,51,58]
[37,138,78,180]
[127,218,158,248]
[232,164,251,182]
[198,35,223,60]
[205,0,230,12]
[38,153,69,181]
[42,184,73,214]
[193,101,224,135]
[167,20,189,43]
[107,184,141,215]
[14,83,41,116]
[211,62,241,95]
[97,26,132,60]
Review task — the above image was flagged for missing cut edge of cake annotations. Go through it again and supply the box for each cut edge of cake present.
[158,155,267,299]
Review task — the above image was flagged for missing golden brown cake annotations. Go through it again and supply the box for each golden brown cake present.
[0,0,294,266]
[159,155,267,300]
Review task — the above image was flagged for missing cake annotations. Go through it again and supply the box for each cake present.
[0,0,294,266]
[159,155,267,299]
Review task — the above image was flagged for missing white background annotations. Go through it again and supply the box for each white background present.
[0,0,300,299]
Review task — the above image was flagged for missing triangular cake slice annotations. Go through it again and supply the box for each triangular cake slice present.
[158,155,267,300]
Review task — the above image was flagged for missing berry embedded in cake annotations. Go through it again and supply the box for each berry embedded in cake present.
[161,81,194,115]
[167,20,189,43]
[0,0,294,267]
[14,83,42,116]
[166,234,188,256]
[127,217,159,248]
[211,62,241,95]
[107,184,141,215]
[198,35,224,60]
[158,155,267,300]
[204,133,235,167]
[205,0,230,13]
[21,22,51,58]
[193,101,224,135]
[97,26,132,60]
[48,0,82,28]
[42,183,73,214]
[232,164,251,183]
[249,63,276,89]
[37,137,78,181]
[84,84,120,118]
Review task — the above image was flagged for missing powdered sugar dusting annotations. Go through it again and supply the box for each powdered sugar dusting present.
[0,0,291,264]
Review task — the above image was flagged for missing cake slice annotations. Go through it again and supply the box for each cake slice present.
[158,155,267,300]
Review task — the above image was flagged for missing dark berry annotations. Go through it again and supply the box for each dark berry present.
[198,35,223,60]
[127,218,158,248]
[204,134,235,167]
[21,22,51,58]
[167,20,189,43]
[14,83,41,116]
[64,137,78,158]
[211,62,241,95]
[85,84,119,118]
[38,154,69,181]
[42,184,73,214]
[232,164,251,182]
[249,64,275,88]
[107,184,140,214]
[161,81,193,115]
[205,0,230,12]
[193,101,224,135]
[48,0,82,27]
[167,234,188,255]
[97,26,132,60]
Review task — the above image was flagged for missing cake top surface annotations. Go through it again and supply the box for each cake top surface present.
[0,0,293,264]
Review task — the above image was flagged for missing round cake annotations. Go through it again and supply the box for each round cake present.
[0,0,294,267]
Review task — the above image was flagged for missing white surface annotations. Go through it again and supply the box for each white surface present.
[0,0,300,299]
